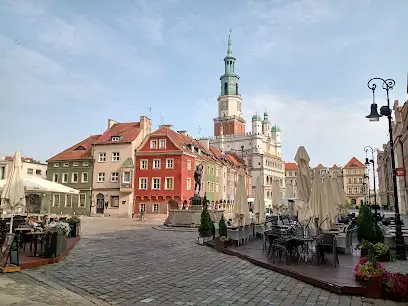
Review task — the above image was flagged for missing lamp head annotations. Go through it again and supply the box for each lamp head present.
[366,103,381,122]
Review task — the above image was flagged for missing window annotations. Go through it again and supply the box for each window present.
[111,172,119,182]
[54,163,59,168]
[35,169,41,175]
[153,204,159,212]
[52,194,60,207]
[153,159,161,169]
[62,173,68,183]
[207,181,210,191]
[112,152,120,162]
[165,177,174,190]
[79,193,86,207]
[65,194,72,207]
[0,166,5,180]
[186,178,191,190]
[150,140,157,149]
[152,178,160,189]
[166,158,174,169]
[81,172,88,183]
[216,183,219,192]
[71,173,78,183]
[63,163,69,167]
[73,162,79,167]
[97,173,105,183]
[140,159,148,169]
[211,182,214,192]
[111,136,120,142]
[98,152,106,162]
[140,204,146,212]
[187,160,191,170]
[139,178,147,189]
[159,139,166,148]
[111,196,119,208]
[123,171,131,184]
[207,165,210,174]
[53,173,59,182]
[27,168,33,174]
[82,162,89,166]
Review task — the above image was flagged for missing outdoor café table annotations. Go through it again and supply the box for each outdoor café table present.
[14,228,32,250]
[25,231,44,257]
[265,229,283,258]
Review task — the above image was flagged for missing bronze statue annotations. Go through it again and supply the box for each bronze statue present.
[194,164,203,194]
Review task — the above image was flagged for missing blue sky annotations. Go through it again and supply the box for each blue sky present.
[1,0,407,172]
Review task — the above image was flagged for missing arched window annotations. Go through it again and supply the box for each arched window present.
[224,82,228,95]
[236,83,239,95]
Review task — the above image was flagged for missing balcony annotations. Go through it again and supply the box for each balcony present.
[120,182,133,193]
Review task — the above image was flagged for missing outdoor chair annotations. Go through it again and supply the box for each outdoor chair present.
[239,226,247,245]
[317,233,339,268]
[270,237,289,264]
[227,228,241,246]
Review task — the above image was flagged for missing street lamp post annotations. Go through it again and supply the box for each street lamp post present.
[365,146,378,218]
[366,77,406,260]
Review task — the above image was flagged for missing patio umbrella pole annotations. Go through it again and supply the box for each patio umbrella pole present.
[9,211,13,234]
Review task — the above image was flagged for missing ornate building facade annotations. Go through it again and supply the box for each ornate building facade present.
[199,33,285,207]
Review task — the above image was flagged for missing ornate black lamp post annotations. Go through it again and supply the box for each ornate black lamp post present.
[366,77,406,260]
[364,146,378,217]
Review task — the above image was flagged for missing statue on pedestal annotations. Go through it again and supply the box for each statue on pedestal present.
[194,164,203,195]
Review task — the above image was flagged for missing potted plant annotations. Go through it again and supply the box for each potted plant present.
[354,255,385,298]
[357,204,383,257]
[359,241,372,257]
[215,216,230,248]
[44,222,71,258]
[382,271,408,301]
[373,242,391,262]
[66,216,81,237]
[198,196,213,245]
[216,236,231,248]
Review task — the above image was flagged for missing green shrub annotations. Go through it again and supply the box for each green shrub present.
[219,215,228,237]
[198,196,213,237]
[357,204,383,243]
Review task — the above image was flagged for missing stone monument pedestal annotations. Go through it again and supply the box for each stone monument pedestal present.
[164,209,224,228]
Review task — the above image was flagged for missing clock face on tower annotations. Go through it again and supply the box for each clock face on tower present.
[220,101,228,110]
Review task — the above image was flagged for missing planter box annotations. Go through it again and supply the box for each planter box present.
[69,223,81,237]
[215,239,231,248]
[44,233,68,258]
[361,248,369,257]
[377,251,391,262]
[364,276,383,299]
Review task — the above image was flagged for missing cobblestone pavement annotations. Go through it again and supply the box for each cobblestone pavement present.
[1,217,407,306]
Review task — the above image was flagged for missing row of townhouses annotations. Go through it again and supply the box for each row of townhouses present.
[44,118,250,217]
[377,100,408,213]
[284,157,368,206]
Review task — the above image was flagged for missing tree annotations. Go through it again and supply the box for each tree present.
[198,195,213,237]
[357,204,383,243]
[219,215,228,237]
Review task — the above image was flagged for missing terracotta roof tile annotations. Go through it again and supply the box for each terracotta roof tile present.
[95,122,141,145]
[48,135,101,162]
[343,157,366,169]
[331,164,339,169]
[315,164,325,169]
[285,162,297,170]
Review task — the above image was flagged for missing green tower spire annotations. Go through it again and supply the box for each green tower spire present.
[220,29,240,96]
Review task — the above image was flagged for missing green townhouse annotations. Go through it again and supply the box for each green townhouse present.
[46,135,101,215]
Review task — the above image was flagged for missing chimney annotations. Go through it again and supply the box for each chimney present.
[177,130,189,137]
[199,139,210,150]
[159,124,173,129]
[140,116,152,137]
[108,119,118,129]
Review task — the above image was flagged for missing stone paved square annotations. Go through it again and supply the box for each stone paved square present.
[1,217,407,305]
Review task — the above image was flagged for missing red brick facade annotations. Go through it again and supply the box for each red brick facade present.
[214,120,245,137]
[134,127,196,215]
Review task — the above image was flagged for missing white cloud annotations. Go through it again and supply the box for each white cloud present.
[195,92,389,167]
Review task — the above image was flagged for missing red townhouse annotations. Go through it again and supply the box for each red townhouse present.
[134,125,196,214]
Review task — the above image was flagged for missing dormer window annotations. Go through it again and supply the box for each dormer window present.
[74,146,86,151]
[111,136,120,142]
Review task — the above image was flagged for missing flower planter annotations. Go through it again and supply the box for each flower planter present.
[364,276,383,299]
[44,233,68,258]
[361,248,369,257]
[69,222,80,237]
[377,251,391,262]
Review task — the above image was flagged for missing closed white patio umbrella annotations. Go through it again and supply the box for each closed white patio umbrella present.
[1,152,26,233]
[233,169,251,226]
[253,176,265,224]
[271,179,283,216]
[308,169,324,230]
[295,146,312,223]
[321,174,336,230]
